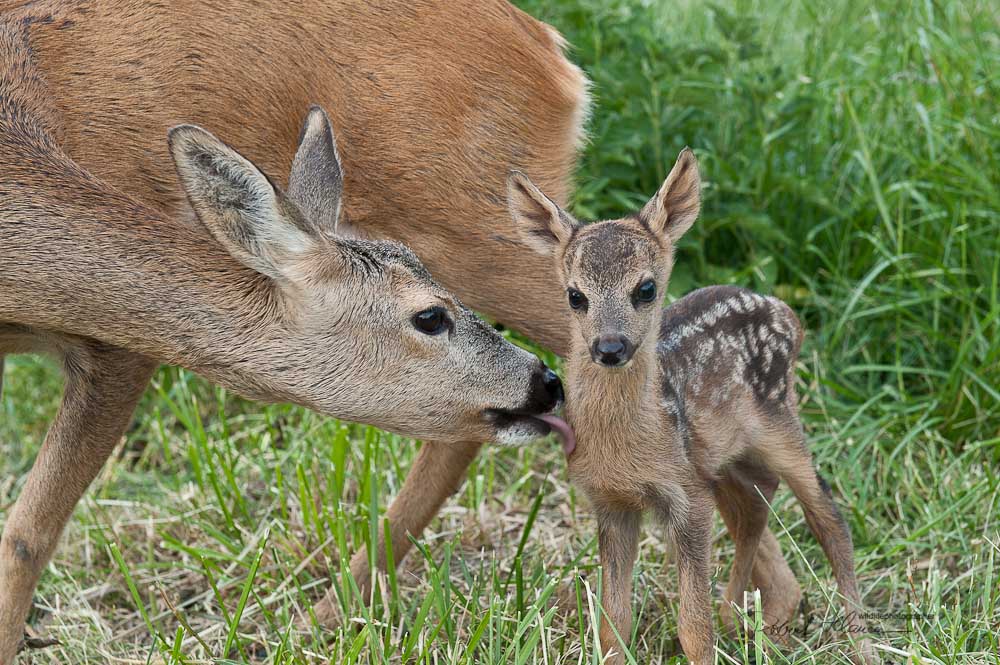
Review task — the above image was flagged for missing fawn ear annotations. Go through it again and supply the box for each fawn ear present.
[507,171,579,255]
[287,105,344,236]
[641,148,701,243]
[169,124,318,282]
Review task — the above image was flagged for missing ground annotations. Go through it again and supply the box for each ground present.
[2,0,998,663]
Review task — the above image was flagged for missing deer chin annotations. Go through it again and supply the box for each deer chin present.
[484,409,576,454]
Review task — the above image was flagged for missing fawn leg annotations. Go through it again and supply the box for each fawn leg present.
[763,428,877,664]
[595,506,641,665]
[312,440,481,627]
[713,464,801,632]
[654,487,715,665]
[0,344,153,665]
[752,529,803,628]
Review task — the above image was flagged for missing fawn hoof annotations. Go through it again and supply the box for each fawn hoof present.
[760,587,803,644]
[601,647,627,665]
[852,637,879,665]
[305,596,344,630]
[19,632,60,653]
[719,600,741,636]
[719,590,802,644]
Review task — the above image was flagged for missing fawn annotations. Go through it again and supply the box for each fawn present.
[508,149,876,664]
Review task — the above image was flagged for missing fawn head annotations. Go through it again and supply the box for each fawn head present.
[167,106,563,444]
[509,149,700,368]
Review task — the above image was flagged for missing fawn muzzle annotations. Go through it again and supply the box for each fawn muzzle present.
[591,334,634,367]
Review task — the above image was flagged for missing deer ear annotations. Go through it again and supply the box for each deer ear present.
[287,105,344,236]
[640,148,701,243]
[507,171,578,255]
[168,124,316,281]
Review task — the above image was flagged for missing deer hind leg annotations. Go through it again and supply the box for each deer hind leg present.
[712,462,797,635]
[0,343,153,665]
[312,440,482,628]
[760,422,877,664]
[594,505,641,665]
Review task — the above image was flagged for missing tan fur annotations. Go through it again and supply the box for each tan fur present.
[510,151,877,664]
[0,1,595,637]
[0,8,574,658]
[6,0,587,349]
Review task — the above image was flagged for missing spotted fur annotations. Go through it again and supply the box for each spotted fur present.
[659,285,803,413]
[509,150,877,665]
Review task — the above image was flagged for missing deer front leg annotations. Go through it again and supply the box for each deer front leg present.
[658,488,715,665]
[311,440,481,628]
[0,344,153,665]
[595,506,641,665]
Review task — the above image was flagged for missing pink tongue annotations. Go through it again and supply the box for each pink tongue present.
[536,414,577,456]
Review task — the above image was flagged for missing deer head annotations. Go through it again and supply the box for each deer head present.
[168,106,564,444]
[508,148,701,368]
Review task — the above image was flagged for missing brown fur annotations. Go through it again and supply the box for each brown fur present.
[7,0,587,347]
[0,1,595,638]
[510,151,877,664]
[0,9,571,658]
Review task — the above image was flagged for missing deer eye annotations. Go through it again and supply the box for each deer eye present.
[633,280,657,306]
[567,288,588,311]
[412,307,451,335]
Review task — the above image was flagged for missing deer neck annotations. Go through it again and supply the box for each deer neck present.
[0,156,298,401]
[565,338,662,455]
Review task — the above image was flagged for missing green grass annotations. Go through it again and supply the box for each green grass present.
[2,0,999,662]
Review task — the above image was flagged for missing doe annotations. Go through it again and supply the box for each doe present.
[508,149,876,664]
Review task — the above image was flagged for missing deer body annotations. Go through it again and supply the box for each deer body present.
[510,151,876,664]
[9,0,586,348]
[0,12,566,659]
[1,0,608,616]
[566,287,809,664]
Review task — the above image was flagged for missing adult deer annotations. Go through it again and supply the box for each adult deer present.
[0,11,568,658]
[2,0,799,647]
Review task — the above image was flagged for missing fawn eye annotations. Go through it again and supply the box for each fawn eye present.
[412,307,451,335]
[633,279,657,306]
[567,288,588,311]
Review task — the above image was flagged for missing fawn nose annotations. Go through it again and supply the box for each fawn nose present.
[592,335,633,367]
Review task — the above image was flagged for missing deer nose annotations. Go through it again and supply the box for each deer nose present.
[592,335,632,367]
[541,367,564,405]
[525,364,563,412]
